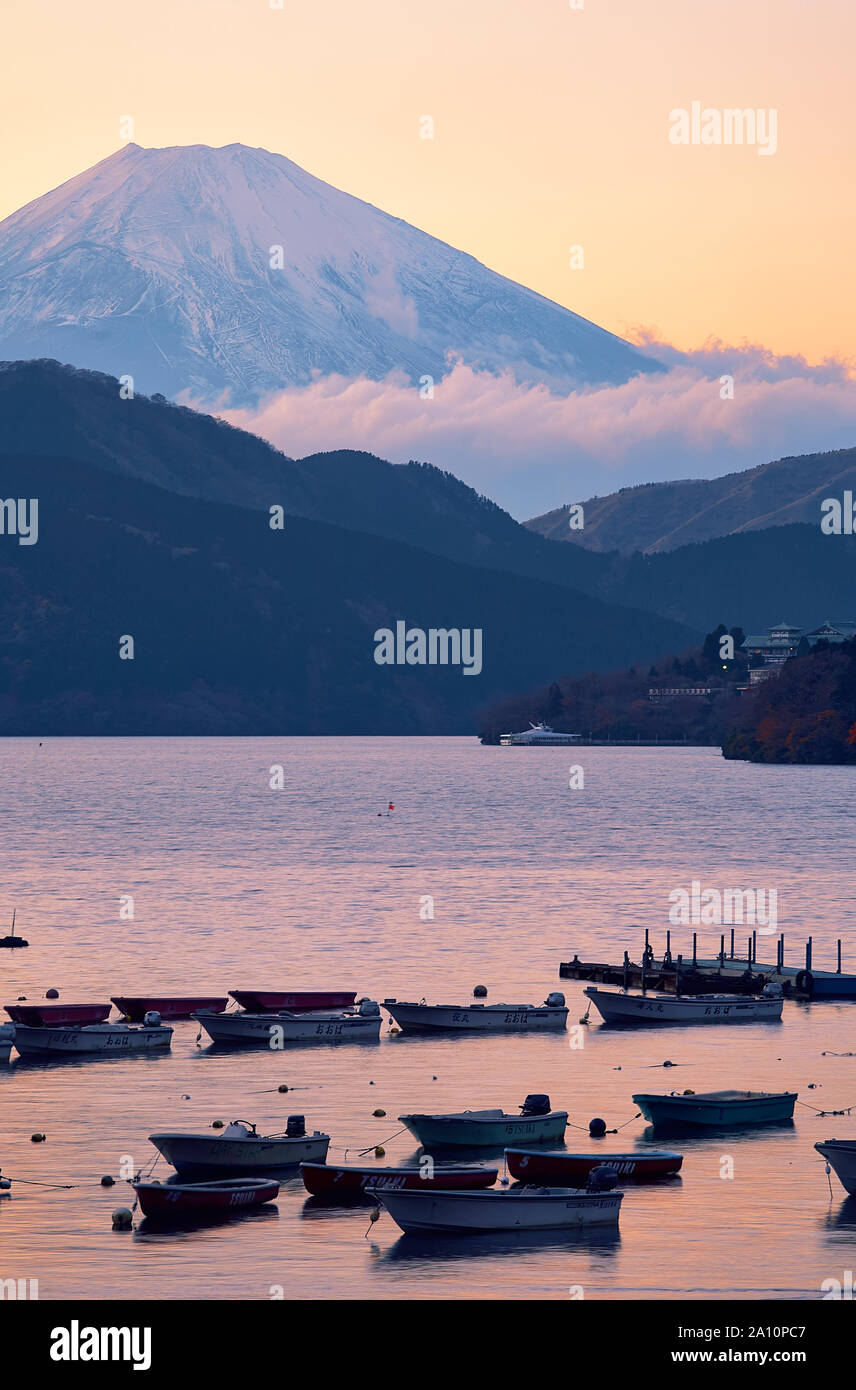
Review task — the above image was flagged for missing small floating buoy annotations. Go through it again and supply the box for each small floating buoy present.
[390,1026,400,1035]
[372,1109,386,1118]
[16,995,26,1002]
[278,1084,289,1093]
[589,1117,606,1137]
[369,1080,374,1085]
[369,1207,380,1225]
[473,984,488,998]
[100,1175,115,1188]
[432,1075,437,1080]
[0,1177,11,1191]
[46,989,59,999]
[374,1146,385,1158]
[30,1133,46,1143]
[663,1060,675,1068]
[212,1119,224,1129]
[112,1208,133,1230]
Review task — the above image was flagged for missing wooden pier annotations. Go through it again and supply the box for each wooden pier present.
[560,929,856,999]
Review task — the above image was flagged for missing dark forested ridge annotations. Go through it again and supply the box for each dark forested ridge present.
[722,639,856,764]
[0,452,692,735]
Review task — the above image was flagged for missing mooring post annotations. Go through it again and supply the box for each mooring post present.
[719,933,725,969]
[729,929,734,959]
[676,953,682,996]
[623,950,629,990]
[747,937,752,967]
[641,952,647,994]
[806,937,812,971]
[781,934,785,968]
[752,929,757,964]
[665,929,672,966]
[838,939,842,974]
[692,931,697,967]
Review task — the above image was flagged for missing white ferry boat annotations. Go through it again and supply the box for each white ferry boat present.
[499,722,582,746]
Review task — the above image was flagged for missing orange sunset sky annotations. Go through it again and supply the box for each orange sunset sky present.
[3,0,854,365]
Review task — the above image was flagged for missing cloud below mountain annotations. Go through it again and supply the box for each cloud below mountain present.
[215,340,856,520]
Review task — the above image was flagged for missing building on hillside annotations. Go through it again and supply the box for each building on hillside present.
[743,619,856,685]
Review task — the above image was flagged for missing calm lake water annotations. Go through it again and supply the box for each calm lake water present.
[0,737,854,1301]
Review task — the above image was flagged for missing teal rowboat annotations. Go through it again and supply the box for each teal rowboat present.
[399,1108,568,1149]
[633,1089,797,1128]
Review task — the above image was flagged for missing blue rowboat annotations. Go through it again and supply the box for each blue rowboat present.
[633,1089,797,1128]
[399,1107,568,1149]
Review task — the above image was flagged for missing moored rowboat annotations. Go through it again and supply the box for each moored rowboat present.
[815,1140,856,1196]
[194,1000,381,1045]
[229,989,356,1012]
[400,1097,568,1149]
[300,1161,498,1197]
[584,987,783,1025]
[633,1089,797,1128]
[377,1186,623,1233]
[381,995,567,1033]
[112,995,229,1021]
[149,1120,330,1175]
[13,1021,173,1057]
[5,1002,111,1027]
[505,1147,683,1183]
[133,1177,279,1217]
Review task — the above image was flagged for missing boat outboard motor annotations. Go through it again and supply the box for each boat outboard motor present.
[286,1115,306,1138]
[520,1094,551,1117]
[359,999,381,1017]
[587,1164,620,1192]
[544,992,565,1008]
[142,1010,162,1027]
[762,981,783,998]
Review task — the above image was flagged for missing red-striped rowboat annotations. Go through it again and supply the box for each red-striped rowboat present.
[229,990,356,1013]
[112,995,229,1021]
[505,1147,683,1183]
[300,1161,498,1197]
[133,1177,279,1217]
[5,1002,111,1027]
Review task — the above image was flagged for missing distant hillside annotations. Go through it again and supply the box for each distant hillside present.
[525,446,856,554]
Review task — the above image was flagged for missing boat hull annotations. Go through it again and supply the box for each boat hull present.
[194,1009,381,1044]
[300,1161,498,1196]
[584,988,783,1025]
[229,990,356,1012]
[112,995,229,1021]
[134,1178,279,1216]
[5,1003,111,1027]
[378,1187,622,1233]
[506,1147,683,1183]
[633,1091,797,1128]
[149,1131,330,1175]
[815,1141,856,1196]
[399,1110,568,1149]
[382,1002,568,1033]
[13,1024,173,1056]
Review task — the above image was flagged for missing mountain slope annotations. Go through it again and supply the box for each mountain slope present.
[0,451,693,735]
[0,143,660,403]
[525,446,856,553]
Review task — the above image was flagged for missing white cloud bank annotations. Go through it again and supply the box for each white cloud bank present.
[213,338,856,519]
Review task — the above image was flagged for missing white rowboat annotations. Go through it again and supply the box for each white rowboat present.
[382,997,567,1033]
[378,1186,622,1233]
[584,987,783,1025]
[194,1001,381,1045]
[12,1022,173,1057]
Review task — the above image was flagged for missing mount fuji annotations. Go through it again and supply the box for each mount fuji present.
[0,142,661,404]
